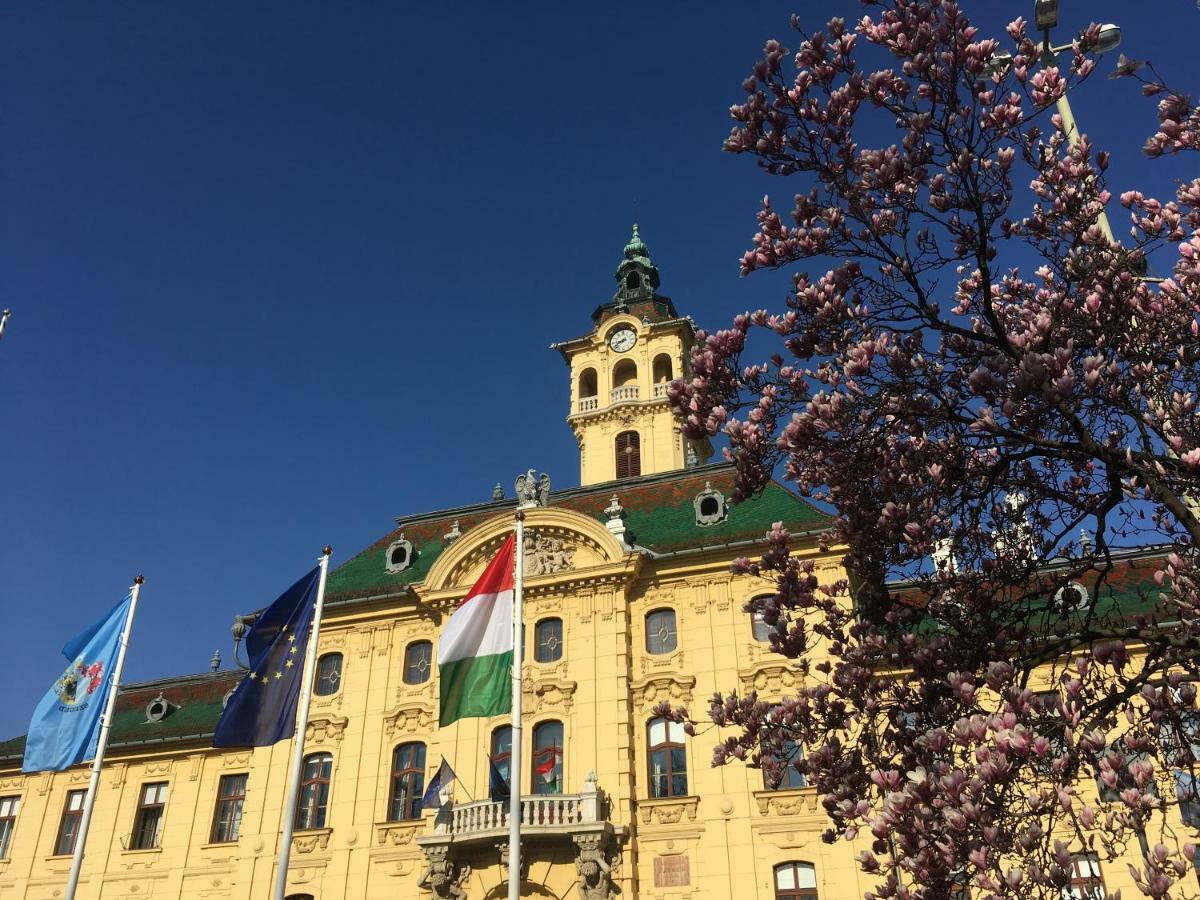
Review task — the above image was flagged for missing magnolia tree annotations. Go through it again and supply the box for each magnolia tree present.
[668,1,1200,897]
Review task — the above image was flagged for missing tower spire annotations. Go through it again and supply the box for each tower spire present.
[613,223,660,307]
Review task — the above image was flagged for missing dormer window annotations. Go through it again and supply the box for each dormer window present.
[385,535,415,574]
[694,481,727,526]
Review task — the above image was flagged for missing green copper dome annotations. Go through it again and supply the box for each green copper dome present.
[623,223,650,261]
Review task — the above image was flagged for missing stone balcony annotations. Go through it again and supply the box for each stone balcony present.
[416,773,625,898]
[609,385,639,403]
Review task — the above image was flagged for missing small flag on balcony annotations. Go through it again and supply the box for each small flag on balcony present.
[421,758,456,810]
[438,534,515,726]
[488,754,510,802]
[533,743,561,792]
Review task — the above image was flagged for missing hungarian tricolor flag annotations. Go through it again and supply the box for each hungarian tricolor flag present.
[534,744,561,790]
[438,534,515,726]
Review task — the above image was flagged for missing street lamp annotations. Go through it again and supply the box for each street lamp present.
[1033,3,1121,241]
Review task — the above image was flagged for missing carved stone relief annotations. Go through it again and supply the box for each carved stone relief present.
[632,675,695,710]
[639,795,700,825]
[383,705,434,738]
[524,532,576,577]
[305,715,349,744]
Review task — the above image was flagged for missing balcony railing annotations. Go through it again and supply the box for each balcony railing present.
[579,396,599,412]
[653,382,669,399]
[610,385,639,403]
[439,793,590,837]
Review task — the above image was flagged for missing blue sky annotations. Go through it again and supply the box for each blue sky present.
[1,1,1196,741]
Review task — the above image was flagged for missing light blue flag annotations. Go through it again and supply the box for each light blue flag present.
[22,594,133,773]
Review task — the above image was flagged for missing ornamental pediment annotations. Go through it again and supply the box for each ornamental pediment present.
[420,508,637,599]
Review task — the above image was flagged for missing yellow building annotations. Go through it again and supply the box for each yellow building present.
[0,229,1174,900]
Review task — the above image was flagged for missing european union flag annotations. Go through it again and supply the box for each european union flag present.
[23,593,133,773]
[213,567,321,748]
[421,758,456,809]
[488,754,510,802]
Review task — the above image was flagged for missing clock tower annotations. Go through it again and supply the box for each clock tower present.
[552,225,713,486]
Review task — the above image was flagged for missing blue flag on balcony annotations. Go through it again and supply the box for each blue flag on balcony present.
[421,758,456,809]
[212,567,321,748]
[22,593,133,773]
[488,754,510,802]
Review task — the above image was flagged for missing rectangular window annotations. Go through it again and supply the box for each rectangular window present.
[210,774,247,844]
[296,753,332,830]
[1065,853,1105,899]
[648,718,688,798]
[130,782,168,850]
[0,796,19,860]
[55,790,86,856]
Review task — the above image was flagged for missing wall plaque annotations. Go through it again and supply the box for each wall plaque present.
[653,854,690,887]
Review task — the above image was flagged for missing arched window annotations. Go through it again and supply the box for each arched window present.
[645,609,677,655]
[648,717,687,798]
[616,431,641,479]
[403,641,432,685]
[626,271,641,289]
[535,618,563,663]
[532,721,563,795]
[389,742,426,821]
[491,726,512,799]
[652,353,673,383]
[578,368,598,400]
[295,752,332,830]
[763,737,807,790]
[750,598,773,642]
[612,359,638,386]
[314,653,342,696]
[774,862,818,899]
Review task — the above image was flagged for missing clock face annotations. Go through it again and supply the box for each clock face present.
[608,328,637,353]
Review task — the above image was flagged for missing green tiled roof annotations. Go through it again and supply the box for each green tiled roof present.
[1,464,830,764]
[0,671,241,765]
[324,463,832,604]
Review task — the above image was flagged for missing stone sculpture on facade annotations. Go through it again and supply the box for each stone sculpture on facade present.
[514,469,551,508]
[574,832,621,900]
[524,532,576,577]
[418,845,471,899]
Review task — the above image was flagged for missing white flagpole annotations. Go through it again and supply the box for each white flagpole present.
[271,547,332,900]
[64,575,144,900]
[508,513,525,900]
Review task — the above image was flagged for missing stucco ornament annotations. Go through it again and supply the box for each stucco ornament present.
[523,531,576,576]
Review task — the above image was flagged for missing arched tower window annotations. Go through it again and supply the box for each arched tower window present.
[615,431,641,479]
[626,271,641,289]
[652,353,673,384]
[578,368,597,399]
[612,359,637,387]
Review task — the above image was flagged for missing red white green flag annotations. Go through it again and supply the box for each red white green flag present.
[438,534,515,726]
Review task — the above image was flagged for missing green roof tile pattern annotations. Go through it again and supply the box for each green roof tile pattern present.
[324,464,831,604]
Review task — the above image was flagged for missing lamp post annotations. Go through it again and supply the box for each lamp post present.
[1034,0,1122,240]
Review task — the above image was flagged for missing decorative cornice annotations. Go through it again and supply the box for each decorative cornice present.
[375,820,425,847]
[292,828,332,854]
[737,662,804,698]
[631,674,695,710]
[305,715,349,745]
[383,703,434,738]
[637,795,701,826]
[753,788,821,818]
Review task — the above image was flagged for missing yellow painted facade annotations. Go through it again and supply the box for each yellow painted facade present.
[0,230,1176,900]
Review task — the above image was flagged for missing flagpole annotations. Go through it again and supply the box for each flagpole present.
[271,547,332,900]
[64,575,144,900]
[508,513,525,900]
